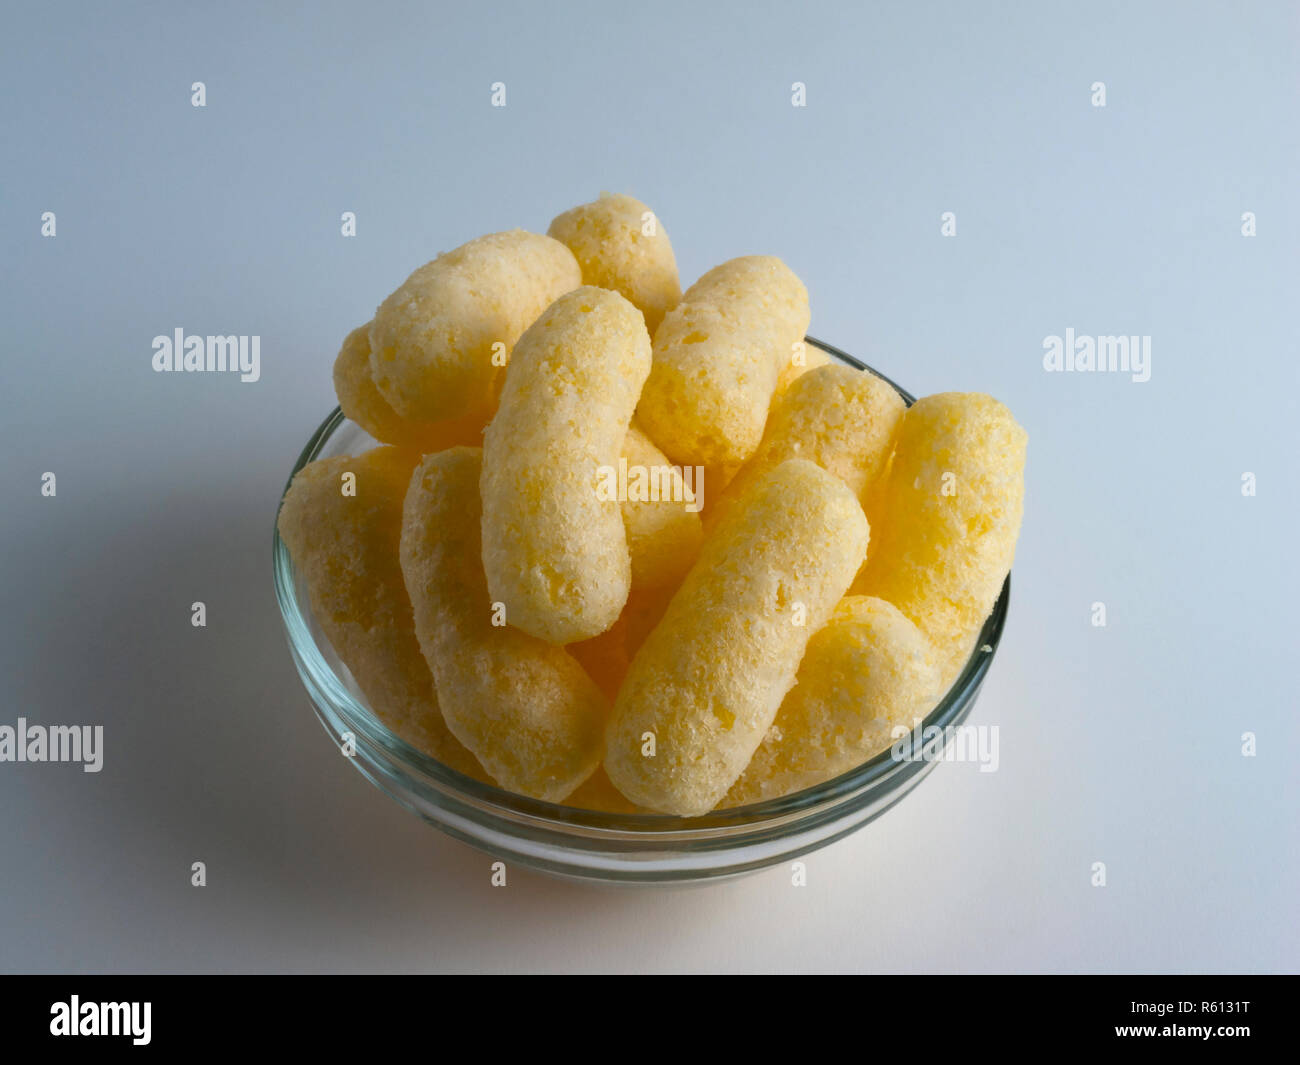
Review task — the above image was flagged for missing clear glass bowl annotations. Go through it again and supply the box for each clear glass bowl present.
[272,338,1010,884]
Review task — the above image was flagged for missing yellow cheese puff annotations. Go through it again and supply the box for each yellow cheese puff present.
[547,192,681,334]
[276,447,486,780]
[683,255,810,344]
[605,459,869,816]
[368,230,581,424]
[400,447,606,802]
[480,286,651,644]
[333,323,488,451]
[705,364,904,534]
[723,597,942,807]
[637,256,810,467]
[854,392,1026,686]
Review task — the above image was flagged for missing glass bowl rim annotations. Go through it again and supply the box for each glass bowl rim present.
[271,336,1010,835]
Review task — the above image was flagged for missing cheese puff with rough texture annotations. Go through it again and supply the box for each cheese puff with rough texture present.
[480,286,652,644]
[638,256,810,467]
[333,323,488,451]
[775,337,831,395]
[641,305,779,468]
[368,230,581,424]
[682,256,810,343]
[723,597,942,807]
[705,364,904,535]
[605,459,870,816]
[547,193,681,335]
[276,447,486,781]
[619,423,703,592]
[400,447,606,801]
[853,392,1026,686]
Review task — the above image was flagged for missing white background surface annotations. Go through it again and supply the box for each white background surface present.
[1,0,1295,972]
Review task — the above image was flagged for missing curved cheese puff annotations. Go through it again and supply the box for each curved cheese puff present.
[368,230,581,424]
[639,304,777,467]
[705,364,904,535]
[276,447,486,781]
[547,193,681,334]
[723,597,942,807]
[400,447,606,801]
[604,459,869,816]
[333,323,488,451]
[853,392,1026,686]
[637,256,809,467]
[619,423,703,592]
[480,286,651,644]
[683,255,809,343]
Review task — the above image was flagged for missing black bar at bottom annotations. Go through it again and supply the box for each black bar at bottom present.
[0,975,1287,1051]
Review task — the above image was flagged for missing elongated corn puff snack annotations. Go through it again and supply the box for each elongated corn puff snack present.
[637,255,810,467]
[853,392,1026,685]
[401,447,606,801]
[277,447,486,780]
[548,193,681,334]
[333,323,487,451]
[706,363,904,534]
[724,596,941,806]
[605,459,869,815]
[480,286,651,644]
[368,229,581,424]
